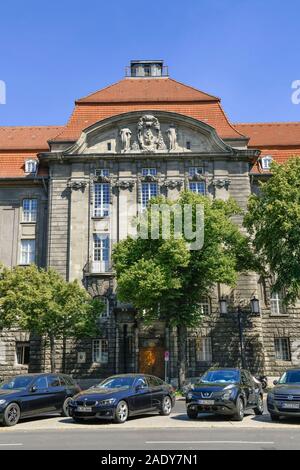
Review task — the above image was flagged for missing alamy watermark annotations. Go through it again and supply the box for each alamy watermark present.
[0,80,6,104]
[291,80,300,105]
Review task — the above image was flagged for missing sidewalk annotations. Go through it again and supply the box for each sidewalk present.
[1,410,300,432]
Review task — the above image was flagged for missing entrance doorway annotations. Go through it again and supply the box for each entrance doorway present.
[139,346,165,378]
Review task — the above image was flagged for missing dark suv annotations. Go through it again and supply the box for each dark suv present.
[267,368,300,421]
[186,368,264,421]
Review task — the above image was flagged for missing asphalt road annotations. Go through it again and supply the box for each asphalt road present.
[1,399,300,450]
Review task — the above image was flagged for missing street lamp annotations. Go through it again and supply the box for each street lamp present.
[218,295,260,369]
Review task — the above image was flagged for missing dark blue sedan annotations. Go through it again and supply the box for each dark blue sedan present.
[69,374,176,423]
[0,373,80,426]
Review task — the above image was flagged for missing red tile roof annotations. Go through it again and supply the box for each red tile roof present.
[0,151,48,178]
[53,77,243,142]
[251,148,300,174]
[0,126,63,150]
[76,78,220,103]
[234,122,300,147]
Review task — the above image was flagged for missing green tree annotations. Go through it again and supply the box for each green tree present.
[0,265,103,372]
[245,157,300,304]
[113,191,253,388]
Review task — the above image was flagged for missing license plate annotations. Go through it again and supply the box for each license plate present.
[198,399,214,405]
[77,406,92,412]
[282,402,300,409]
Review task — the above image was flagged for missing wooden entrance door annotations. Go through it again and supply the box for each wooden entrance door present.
[139,346,165,378]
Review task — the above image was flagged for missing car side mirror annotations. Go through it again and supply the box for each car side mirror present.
[31,385,37,393]
[136,384,145,392]
[273,380,278,386]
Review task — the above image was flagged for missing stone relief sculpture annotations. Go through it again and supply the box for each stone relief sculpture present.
[166,125,177,151]
[137,114,166,152]
[120,128,132,153]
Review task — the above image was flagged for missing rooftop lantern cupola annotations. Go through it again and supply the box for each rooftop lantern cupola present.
[126,60,168,77]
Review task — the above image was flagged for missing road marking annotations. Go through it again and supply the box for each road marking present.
[0,443,23,446]
[146,441,275,445]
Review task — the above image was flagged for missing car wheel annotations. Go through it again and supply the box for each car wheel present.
[114,400,128,424]
[254,395,264,416]
[270,413,280,422]
[159,396,172,416]
[187,408,198,419]
[3,403,21,427]
[233,397,244,421]
[61,397,73,417]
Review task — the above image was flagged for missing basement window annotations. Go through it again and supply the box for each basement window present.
[16,342,30,365]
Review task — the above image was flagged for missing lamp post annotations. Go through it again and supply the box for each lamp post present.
[219,296,260,369]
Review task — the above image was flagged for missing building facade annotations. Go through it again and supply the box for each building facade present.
[1,60,300,382]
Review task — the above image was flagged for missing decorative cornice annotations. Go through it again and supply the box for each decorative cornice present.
[188,173,206,182]
[113,180,135,191]
[211,178,231,189]
[90,175,111,184]
[162,179,183,190]
[140,174,159,183]
[67,180,88,191]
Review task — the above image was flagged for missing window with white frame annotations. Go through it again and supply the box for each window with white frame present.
[20,239,35,265]
[199,297,210,315]
[189,167,203,176]
[261,155,273,170]
[189,181,206,195]
[93,183,110,217]
[270,291,286,315]
[22,199,37,223]
[101,298,110,318]
[274,337,291,361]
[92,339,109,363]
[196,337,212,362]
[95,169,110,177]
[16,341,30,365]
[93,234,109,272]
[141,182,158,209]
[25,160,37,174]
[142,168,157,176]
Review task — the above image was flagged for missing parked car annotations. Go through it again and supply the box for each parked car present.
[186,368,264,421]
[68,374,176,424]
[267,368,300,421]
[0,373,80,426]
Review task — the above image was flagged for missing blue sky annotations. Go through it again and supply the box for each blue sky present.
[0,0,300,126]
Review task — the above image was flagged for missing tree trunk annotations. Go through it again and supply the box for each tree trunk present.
[49,335,56,373]
[177,324,187,390]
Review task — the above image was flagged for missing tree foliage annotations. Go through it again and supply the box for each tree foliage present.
[244,157,300,304]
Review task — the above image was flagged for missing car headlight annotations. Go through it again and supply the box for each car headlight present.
[98,398,116,406]
[0,399,6,406]
[187,392,194,400]
[222,390,234,400]
[268,393,274,402]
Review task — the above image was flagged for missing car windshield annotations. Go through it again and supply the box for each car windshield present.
[0,376,33,390]
[278,371,300,384]
[95,376,135,389]
[200,370,240,384]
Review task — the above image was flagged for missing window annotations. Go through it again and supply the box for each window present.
[261,156,273,170]
[94,183,110,217]
[93,234,110,272]
[186,141,191,150]
[33,376,48,390]
[48,375,60,387]
[22,199,37,222]
[107,142,112,151]
[16,342,30,365]
[100,298,110,318]
[142,168,157,176]
[199,297,210,315]
[270,291,286,315]
[196,337,212,362]
[25,160,37,174]
[20,239,35,265]
[274,337,291,361]
[189,167,203,176]
[92,339,109,363]
[189,181,206,195]
[141,183,158,209]
[95,169,109,177]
